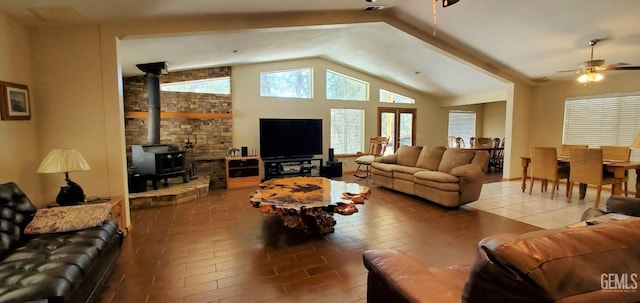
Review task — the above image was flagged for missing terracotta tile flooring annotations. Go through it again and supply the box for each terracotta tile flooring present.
[97,175,540,303]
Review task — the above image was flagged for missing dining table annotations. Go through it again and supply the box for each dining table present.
[520,155,640,198]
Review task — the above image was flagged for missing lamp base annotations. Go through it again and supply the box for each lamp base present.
[56,180,85,206]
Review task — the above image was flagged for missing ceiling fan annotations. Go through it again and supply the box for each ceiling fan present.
[558,39,640,84]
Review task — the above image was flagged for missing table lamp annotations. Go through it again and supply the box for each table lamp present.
[37,148,90,206]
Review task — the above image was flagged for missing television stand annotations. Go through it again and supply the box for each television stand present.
[263,157,322,180]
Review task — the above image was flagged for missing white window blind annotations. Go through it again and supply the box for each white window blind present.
[330,108,364,154]
[448,111,476,141]
[563,92,640,160]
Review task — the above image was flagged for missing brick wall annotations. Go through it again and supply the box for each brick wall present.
[123,67,233,188]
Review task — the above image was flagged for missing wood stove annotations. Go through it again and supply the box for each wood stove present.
[131,144,187,189]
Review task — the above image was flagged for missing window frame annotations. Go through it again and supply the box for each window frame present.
[325,69,369,101]
[160,77,231,94]
[259,67,313,99]
[379,89,415,104]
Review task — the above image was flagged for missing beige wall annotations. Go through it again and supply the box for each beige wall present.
[0,14,43,203]
[30,25,114,206]
[233,58,443,173]
[482,101,506,140]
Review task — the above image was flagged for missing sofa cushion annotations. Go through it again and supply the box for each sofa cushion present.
[415,146,447,170]
[0,221,120,302]
[414,170,460,183]
[24,203,112,235]
[396,146,423,167]
[371,162,397,177]
[438,149,476,173]
[0,182,37,259]
[393,165,428,176]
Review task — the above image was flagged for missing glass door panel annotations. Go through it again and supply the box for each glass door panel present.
[380,112,395,156]
[399,112,413,147]
[378,107,416,155]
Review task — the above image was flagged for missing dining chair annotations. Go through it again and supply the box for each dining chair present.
[469,137,477,148]
[455,137,465,148]
[447,136,457,148]
[568,148,621,208]
[476,137,492,147]
[354,136,389,178]
[560,144,588,157]
[529,147,569,200]
[488,138,503,172]
[601,145,631,196]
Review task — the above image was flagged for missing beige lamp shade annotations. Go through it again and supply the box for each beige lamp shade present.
[631,132,640,149]
[37,148,90,174]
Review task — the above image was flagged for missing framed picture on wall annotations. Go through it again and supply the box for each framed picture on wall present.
[0,81,31,120]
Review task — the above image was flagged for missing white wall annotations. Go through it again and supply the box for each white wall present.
[0,13,42,203]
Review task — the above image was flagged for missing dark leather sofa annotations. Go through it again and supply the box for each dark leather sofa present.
[0,182,123,303]
[363,198,640,302]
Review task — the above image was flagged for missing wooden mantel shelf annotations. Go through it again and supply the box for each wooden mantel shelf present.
[124,112,233,119]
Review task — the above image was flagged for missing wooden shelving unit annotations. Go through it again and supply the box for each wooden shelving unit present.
[225,157,261,189]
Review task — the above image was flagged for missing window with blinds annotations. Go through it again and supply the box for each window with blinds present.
[330,108,365,154]
[448,111,476,141]
[563,92,640,160]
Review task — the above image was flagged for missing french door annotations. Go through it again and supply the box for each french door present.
[378,107,416,155]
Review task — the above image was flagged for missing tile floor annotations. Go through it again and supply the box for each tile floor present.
[467,177,610,229]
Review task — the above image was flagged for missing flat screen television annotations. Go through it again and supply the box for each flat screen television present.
[259,118,323,159]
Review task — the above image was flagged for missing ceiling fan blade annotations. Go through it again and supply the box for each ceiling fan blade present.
[557,69,580,73]
[605,65,640,70]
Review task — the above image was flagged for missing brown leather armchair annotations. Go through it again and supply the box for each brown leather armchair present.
[363,217,640,302]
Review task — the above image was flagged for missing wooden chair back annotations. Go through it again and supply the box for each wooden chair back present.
[600,146,631,161]
[569,148,604,185]
[560,144,588,157]
[530,147,560,180]
[476,137,492,146]
[469,137,477,147]
[366,136,389,157]
[456,137,465,148]
[447,136,457,148]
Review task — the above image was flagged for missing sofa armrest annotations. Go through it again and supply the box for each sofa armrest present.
[449,164,485,204]
[375,154,398,164]
[606,195,640,217]
[362,249,464,303]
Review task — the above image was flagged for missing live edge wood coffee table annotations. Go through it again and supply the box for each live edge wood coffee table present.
[250,176,370,234]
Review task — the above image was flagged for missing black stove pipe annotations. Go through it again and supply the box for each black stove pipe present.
[136,62,167,145]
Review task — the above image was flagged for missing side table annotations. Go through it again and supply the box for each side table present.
[320,161,343,178]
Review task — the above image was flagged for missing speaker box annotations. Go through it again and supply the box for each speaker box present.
[328,148,335,162]
[241,146,248,157]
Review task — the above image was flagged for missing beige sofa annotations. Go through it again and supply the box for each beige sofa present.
[371,146,490,207]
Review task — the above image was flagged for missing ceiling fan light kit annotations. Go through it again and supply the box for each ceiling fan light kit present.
[558,38,640,86]
[577,72,603,84]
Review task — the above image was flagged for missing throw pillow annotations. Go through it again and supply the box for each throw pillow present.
[438,149,476,173]
[396,146,424,167]
[24,203,112,234]
[415,146,447,170]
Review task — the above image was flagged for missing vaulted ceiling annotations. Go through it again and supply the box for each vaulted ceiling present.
[1,0,639,98]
